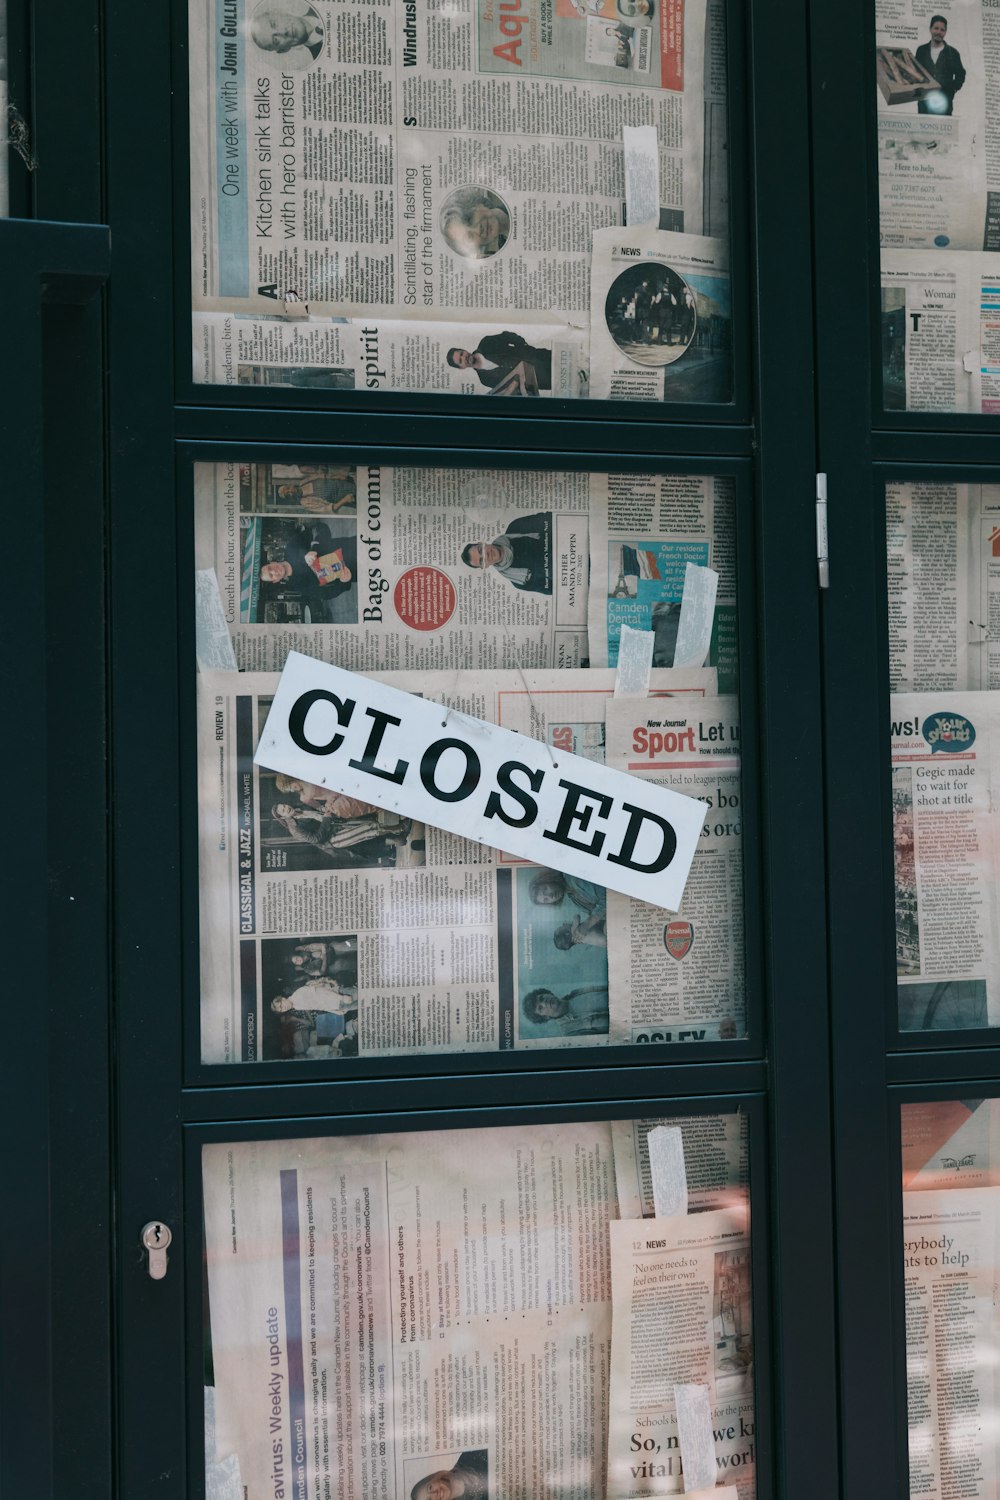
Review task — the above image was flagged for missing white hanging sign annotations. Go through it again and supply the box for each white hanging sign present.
[255,652,707,910]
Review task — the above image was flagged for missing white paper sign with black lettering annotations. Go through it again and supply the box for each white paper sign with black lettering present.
[255,652,707,910]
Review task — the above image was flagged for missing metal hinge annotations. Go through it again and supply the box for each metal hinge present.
[816,473,829,590]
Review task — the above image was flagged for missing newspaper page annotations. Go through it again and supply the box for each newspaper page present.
[588,471,736,691]
[881,251,1000,413]
[203,1122,623,1500]
[612,1114,748,1217]
[589,227,730,402]
[876,0,1000,252]
[606,1211,754,1499]
[194,460,591,671]
[902,1098,1000,1192]
[189,0,711,386]
[199,666,715,1062]
[891,692,1000,1031]
[604,694,744,1041]
[887,483,1000,692]
[903,1187,1000,1500]
[193,310,590,396]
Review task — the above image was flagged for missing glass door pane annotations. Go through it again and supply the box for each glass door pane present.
[874,5,999,414]
[885,479,1000,1034]
[201,1112,756,1498]
[186,0,736,404]
[194,458,750,1064]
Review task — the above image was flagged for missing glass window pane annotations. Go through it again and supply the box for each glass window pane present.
[202,1114,755,1497]
[187,0,734,404]
[886,480,999,1033]
[900,1099,1000,1496]
[875,9,998,414]
[195,460,746,1062]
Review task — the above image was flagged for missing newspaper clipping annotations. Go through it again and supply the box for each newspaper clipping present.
[606,1210,753,1499]
[604,694,744,1041]
[202,1116,754,1498]
[881,251,1000,414]
[876,0,1000,253]
[886,482,1000,693]
[589,470,736,690]
[903,1186,1000,1500]
[590,227,731,403]
[194,460,591,672]
[199,667,716,1062]
[188,0,732,396]
[891,691,1000,1032]
[612,1114,748,1217]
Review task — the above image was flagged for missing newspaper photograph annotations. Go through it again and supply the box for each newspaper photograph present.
[902,1097,1000,1192]
[194,460,591,672]
[903,1186,1000,1500]
[886,482,1000,692]
[199,666,715,1062]
[606,1211,754,1499]
[202,1117,753,1499]
[604,694,744,1041]
[589,227,730,402]
[612,1114,748,1217]
[193,310,590,397]
[880,251,1000,413]
[891,692,1000,1031]
[876,0,1000,251]
[189,0,718,390]
[588,470,736,690]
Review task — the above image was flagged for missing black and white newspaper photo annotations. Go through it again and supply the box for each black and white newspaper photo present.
[198,666,716,1062]
[604,694,744,1042]
[589,227,730,402]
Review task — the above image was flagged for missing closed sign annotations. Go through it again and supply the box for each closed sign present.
[255,653,707,909]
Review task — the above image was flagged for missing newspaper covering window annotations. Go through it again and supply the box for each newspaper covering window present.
[194,459,745,1060]
[200,667,717,1062]
[876,0,1000,253]
[881,252,1000,414]
[875,1,1000,412]
[589,227,731,402]
[606,1211,754,1499]
[202,1114,754,1498]
[891,692,1000,1032]
[902,1184,1000,1500]
[195,460,592,672]
[188,0,733,400]
[588,471,736,690]
[886,483,1000,693]
[604,694,744,1041]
